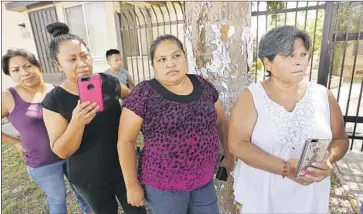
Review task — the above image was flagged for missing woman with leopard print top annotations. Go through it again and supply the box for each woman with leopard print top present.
[117,35,234,214]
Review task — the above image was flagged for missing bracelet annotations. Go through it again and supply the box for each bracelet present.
[282,160,288,179]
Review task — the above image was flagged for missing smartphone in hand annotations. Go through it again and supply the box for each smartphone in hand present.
[77,74,104,112]
[295,138,330,179]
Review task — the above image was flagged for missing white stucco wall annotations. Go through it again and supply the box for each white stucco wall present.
[1,2,121,90]
[1,2,38,90]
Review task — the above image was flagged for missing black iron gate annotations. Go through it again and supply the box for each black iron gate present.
[117,2,362,151]
[251,2,363,151]
[320,2,363,151]
[117,2,185,84]
[28,6,63,84]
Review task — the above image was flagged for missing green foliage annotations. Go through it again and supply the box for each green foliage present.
[268,1,286,26]
[331,3,363,76]
[337,3,362,33]
[265,2,362,78]
[295,9,324,54]
[249,59,263,75]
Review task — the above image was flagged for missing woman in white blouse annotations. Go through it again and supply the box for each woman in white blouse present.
[229,26,349,213]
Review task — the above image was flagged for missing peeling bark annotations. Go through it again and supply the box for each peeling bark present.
[185,2,253,214]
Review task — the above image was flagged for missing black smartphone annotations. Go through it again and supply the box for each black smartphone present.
[216,166,228,181]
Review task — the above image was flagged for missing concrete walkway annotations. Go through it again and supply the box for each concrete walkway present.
[333,142,363,214]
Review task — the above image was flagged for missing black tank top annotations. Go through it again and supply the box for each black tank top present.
[42,73,122,188]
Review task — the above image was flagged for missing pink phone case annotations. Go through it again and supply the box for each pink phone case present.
[77,74,104,112]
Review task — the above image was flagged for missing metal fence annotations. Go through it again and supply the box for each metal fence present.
[250,2,326,83]
[250,1,363,152]
[117,2,185,84]
[28,6,62,84]
[323,2,363,151]
[118,1,362,151]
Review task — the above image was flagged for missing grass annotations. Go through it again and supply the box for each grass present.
[1,143,84,214]
[1,134,146,214]
[343,76,362,83]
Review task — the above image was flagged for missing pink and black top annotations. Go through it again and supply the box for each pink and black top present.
[123,74,220,192]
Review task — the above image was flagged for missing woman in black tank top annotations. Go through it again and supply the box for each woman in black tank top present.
[41,22,145,214]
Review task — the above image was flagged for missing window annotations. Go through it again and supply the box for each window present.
[64,2,109,59]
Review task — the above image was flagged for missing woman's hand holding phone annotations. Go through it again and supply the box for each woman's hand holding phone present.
[301,152,332,183]
[286,159,314,186]
[71,100,99,127]
[286,152,331,186]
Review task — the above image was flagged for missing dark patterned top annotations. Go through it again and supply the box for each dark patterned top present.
[123,74,220,191]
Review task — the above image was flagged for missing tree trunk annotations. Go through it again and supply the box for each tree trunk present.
[185,2,253,214]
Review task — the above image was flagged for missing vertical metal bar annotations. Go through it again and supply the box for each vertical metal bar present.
[44,9,52,73]
[295,1,299,26]
[304,1,309,31]
[140,8,152,80]
[35,11,46,74]
[115,10,128,70]
[157,5,166,35]
[121,12,136,83]
[171,2,179,37]
[180,2,186,45]
[150,6,160,36]
[47,8,56,73]
[165,3,172,35]
[344,7,362,116]
[146,7,155,78]
[255,2,259,83]
[46,9,58,74]
[50,7,59,74]
[336,2,352,103]
[317,2,334,87]
[145,7,155,40]
[264,2,269,80]
[180,2,185,20]
[346,4,363,149]
[37,11,51,74]
[309,3,320,81]
[28,13,44,74]
[284,1,287,26]
[351,76,363,150]
[43,8,54,73]
[128,9,141,83]
[51,6,58,20]
[44,9,54,73]
[328,3,341,89]
[134,8,146,82]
